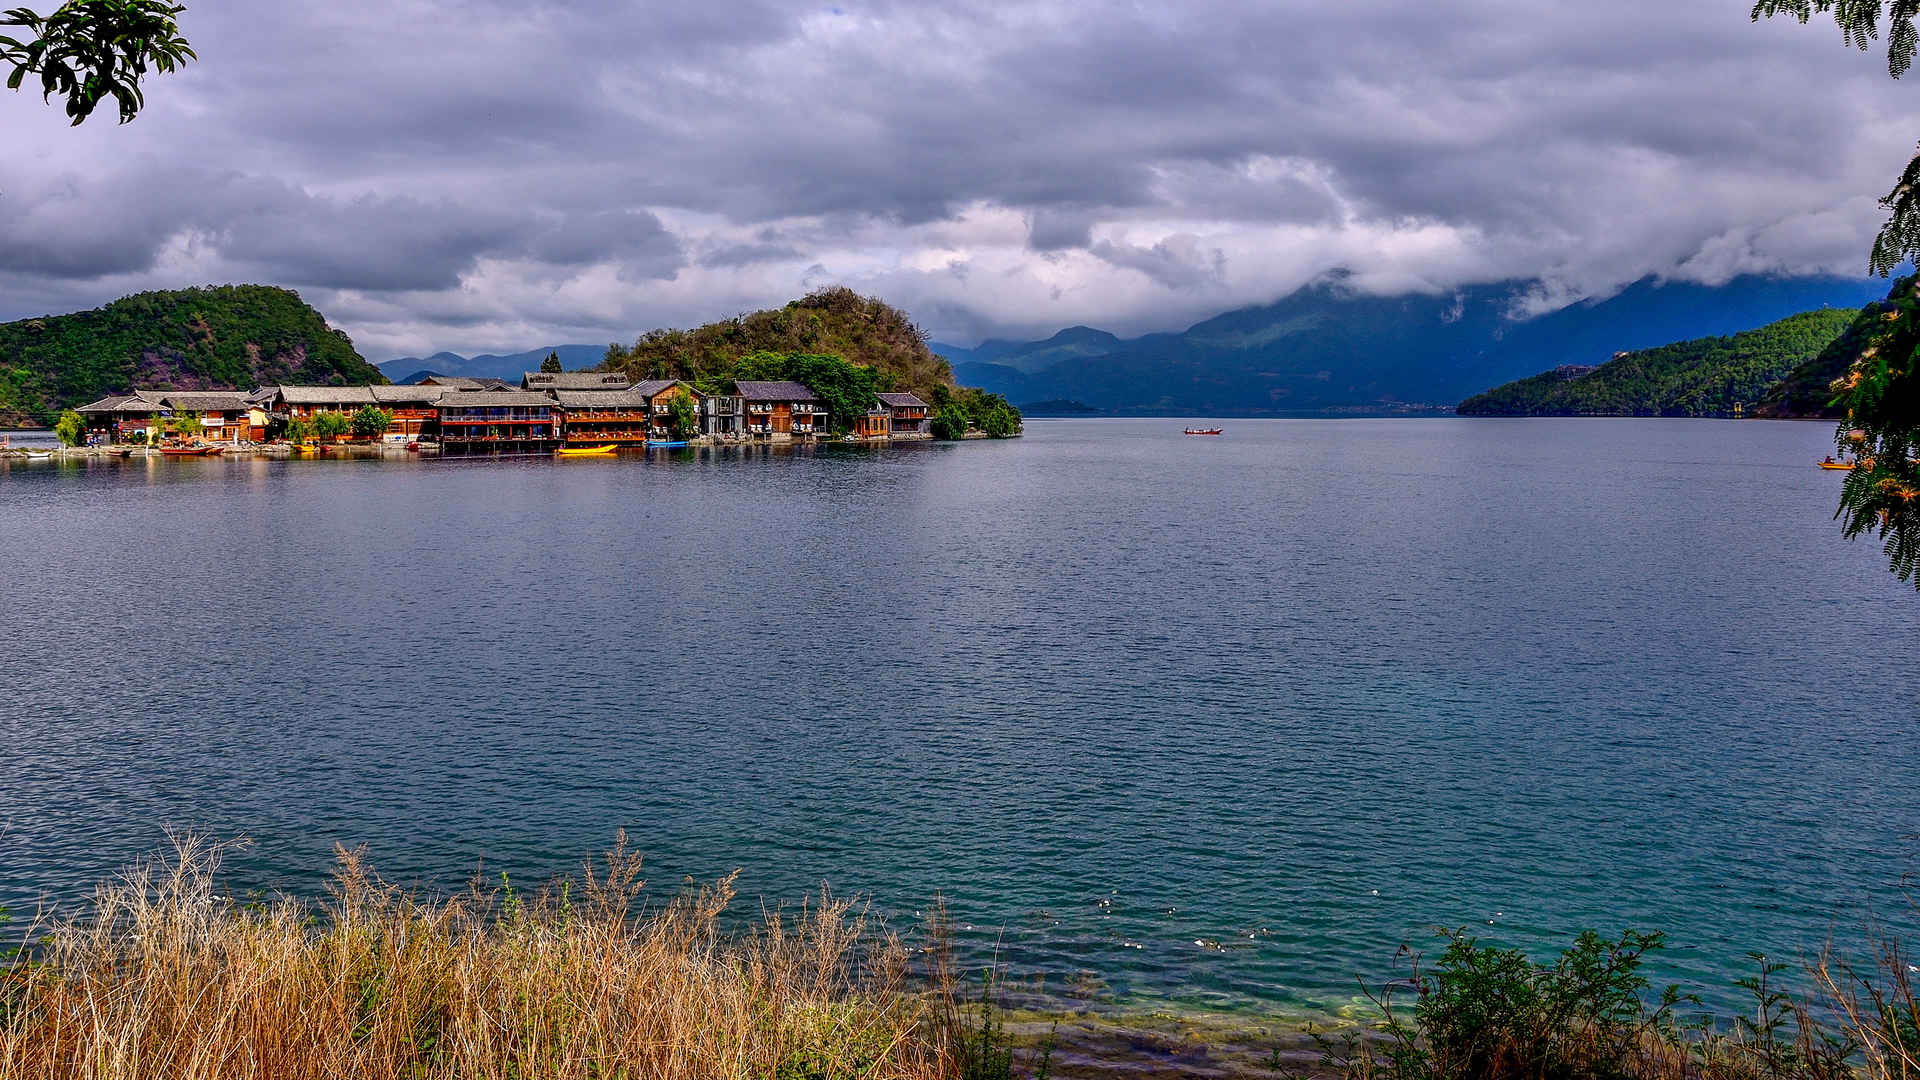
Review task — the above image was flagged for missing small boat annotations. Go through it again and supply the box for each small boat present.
[1184,427,1224,436]
[158,445,215,456]
[1819,458,1859,470]
[556,444,618,456]
[405,441,420,453]
[24,451,53,460]
[647,440,690,448]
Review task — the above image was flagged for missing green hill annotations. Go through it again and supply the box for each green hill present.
[1456,308,1859,417]
[1754,276,1916,418]
[0,285,382,426]
[601,286,955,398]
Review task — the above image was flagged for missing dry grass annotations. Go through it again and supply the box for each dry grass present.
[0,832,949,1080]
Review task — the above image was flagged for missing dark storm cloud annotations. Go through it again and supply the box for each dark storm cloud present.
[0,0,1909,350]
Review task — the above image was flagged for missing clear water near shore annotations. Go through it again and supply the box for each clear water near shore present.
[1,418,1915,1027]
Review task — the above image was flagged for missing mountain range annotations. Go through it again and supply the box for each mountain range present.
[378,344,608,384]
[933,272,1892,414]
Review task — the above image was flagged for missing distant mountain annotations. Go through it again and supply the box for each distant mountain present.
[1755,276,1914,419]
[1457,308,1858,417]
[931,273,1889,415]
[378,344,607,383]
[0,285,381,426]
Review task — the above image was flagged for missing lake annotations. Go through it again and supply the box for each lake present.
[1,418,1915,1024]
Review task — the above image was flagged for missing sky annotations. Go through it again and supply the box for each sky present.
[0,0,1913,359]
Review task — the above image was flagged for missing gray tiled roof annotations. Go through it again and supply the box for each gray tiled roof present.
[437,391,558,410]
[160,392,256,411]
[275,385,378,405]
[735,380,820,402]
[521,371,632,391]
[877,392,927,408]
[551,389,654,408]
[77,391,169,413]
[369,385,446,405]
[629,379,690,399]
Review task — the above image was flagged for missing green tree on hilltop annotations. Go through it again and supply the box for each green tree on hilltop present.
[1,0,194,124]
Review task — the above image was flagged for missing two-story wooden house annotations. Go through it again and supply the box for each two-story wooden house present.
[369,385,447,438]
[437,391,561,454]
[877,392,931,436]
[735,381,825,439]
[552,389,653,446]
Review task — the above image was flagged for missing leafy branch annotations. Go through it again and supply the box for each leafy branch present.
[0,0,194,124]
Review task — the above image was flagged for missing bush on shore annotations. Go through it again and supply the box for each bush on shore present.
[1295,926,1920,1080]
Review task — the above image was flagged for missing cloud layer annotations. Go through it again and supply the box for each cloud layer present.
[0,0,1909,356]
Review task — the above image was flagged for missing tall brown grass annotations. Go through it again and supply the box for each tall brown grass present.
[0,832,951,1080]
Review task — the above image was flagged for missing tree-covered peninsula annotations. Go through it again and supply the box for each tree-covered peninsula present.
[1456,307,1858,417]
[601,285,1020,437]
[0,285,383,426]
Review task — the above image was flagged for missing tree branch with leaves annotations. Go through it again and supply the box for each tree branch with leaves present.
[1,0,193,124]
[1754,0,1920,585]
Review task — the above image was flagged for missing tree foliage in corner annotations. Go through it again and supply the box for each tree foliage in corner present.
[1755,1,1920,586]
[0,0,194,124]
[1754,1,1920,277]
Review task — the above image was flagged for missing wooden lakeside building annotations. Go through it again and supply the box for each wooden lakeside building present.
[735,381,825,439]
[436,391,561,454]
[76,373,948,450]
[272,385,448,439]
[75,389,270,443]
[877,392,931,436]
[550,389,653,447]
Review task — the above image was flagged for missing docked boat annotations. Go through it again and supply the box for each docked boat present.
[1184,427,1224,436]
[556,444,618,456]
[647,440,690,448]
[158,445,216,456]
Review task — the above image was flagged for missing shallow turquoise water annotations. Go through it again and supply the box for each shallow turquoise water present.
[1,418,1915,1021]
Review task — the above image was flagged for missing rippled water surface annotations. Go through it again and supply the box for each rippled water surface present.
[2,418,1916,1019]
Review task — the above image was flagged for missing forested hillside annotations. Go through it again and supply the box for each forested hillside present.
[601,286,955,398]
[0,286,381,425]
[1456,308,1858,417]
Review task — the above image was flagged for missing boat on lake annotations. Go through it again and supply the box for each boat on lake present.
[158,445,218,457]
[1819,457,1859,470]
[1184,427,1223,436]
[556,444,618,456]
[648,440,690,448]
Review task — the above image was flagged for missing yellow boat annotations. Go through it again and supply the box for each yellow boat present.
[1818,459,1858,470]
[556,444,618,456]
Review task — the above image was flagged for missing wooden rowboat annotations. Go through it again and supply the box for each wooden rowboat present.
[158,445,216,456]
[1819,460,1859,470]
[1183,427,1224,436]
[556,444,618,456]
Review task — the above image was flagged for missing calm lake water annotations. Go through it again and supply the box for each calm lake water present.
[2,418,1916,1022]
